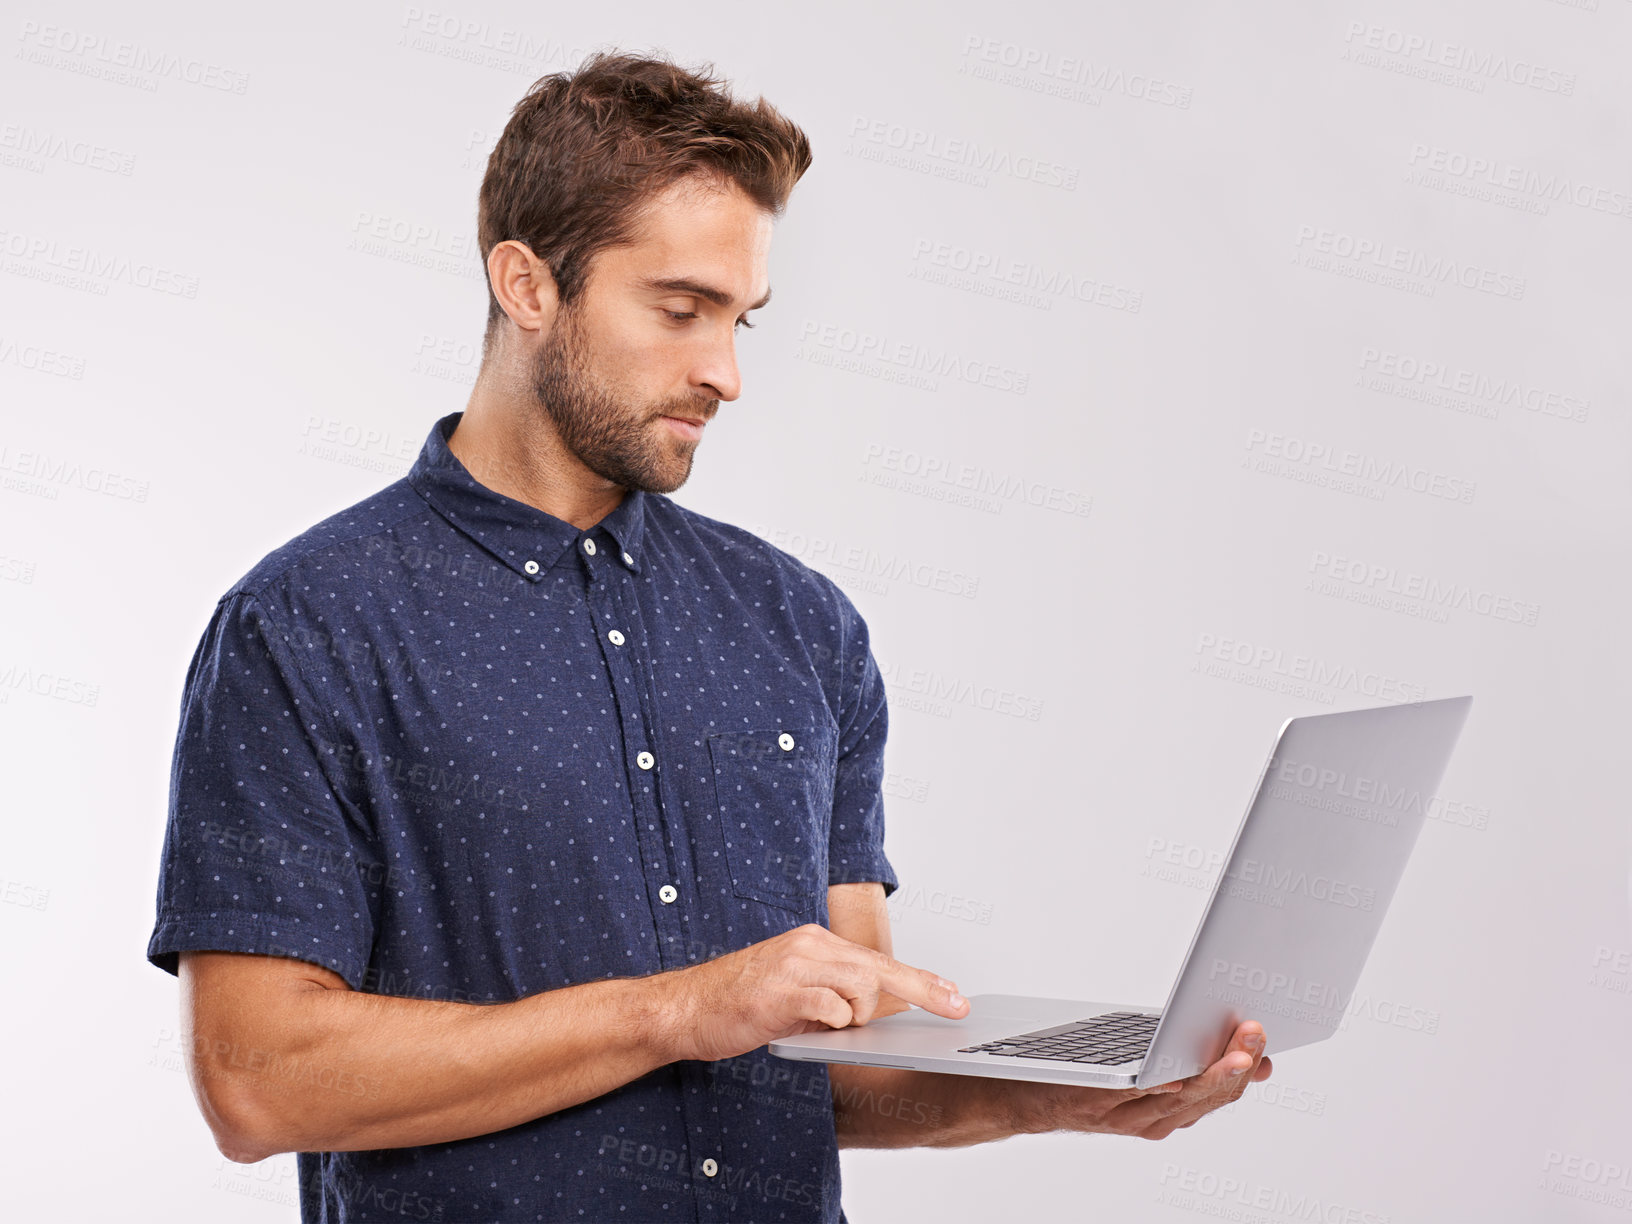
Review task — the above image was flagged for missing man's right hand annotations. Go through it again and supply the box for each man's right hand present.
[652,923,969,1064]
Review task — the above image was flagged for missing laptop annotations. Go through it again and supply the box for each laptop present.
[769,695,1473,1088]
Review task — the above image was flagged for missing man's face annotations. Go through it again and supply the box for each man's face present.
[529,175,774,495]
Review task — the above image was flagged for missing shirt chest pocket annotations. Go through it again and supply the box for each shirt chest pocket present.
[706,723,838,910]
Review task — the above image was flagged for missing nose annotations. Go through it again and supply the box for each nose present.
[694,329,743,403]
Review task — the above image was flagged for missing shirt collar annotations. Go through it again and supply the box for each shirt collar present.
[407,412,647,581]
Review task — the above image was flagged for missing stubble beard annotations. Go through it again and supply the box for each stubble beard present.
[530,305,709,495]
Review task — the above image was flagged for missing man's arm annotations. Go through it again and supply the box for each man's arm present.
[180,950,675,1163]
[823,882,1274,1149]
[180,921,967,1164]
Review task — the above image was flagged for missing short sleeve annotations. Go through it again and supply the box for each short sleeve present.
[823,585,898,898]
[145,589,381,988]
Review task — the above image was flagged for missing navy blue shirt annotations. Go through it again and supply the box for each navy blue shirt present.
[147,411,899,1223]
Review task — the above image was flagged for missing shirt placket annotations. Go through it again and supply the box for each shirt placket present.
[576,530,686,946]
[577,527,729,1224]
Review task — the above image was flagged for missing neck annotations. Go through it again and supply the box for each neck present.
[450,369,625,532]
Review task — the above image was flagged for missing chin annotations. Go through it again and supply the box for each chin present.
[646,464,693,495]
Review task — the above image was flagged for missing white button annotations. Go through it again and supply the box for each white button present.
[608,629,625,646]
[658,884,678,904]
[637,751,654,770]
[778,732,795,751]
[622,551,634,566]
[700,1158,718,1177]
[583,538,597,555]
[523,560,539,575]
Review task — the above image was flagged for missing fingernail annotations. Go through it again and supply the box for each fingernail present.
[1246,1035,1265,1052]
[949,991,966,1008]
[1231,1060,1249,1076]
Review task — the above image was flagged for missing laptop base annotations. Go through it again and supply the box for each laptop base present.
[768,993,1161,1088]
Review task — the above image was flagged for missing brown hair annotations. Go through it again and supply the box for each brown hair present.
[477,48,812,351]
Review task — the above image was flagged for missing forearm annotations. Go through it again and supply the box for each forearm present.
[194,970,677,1160]
[830,1065,1040,1149]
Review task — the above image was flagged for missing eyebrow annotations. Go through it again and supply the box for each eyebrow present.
[638,276,772,313]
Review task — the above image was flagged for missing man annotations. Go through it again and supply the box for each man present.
[147,48,1270,1223]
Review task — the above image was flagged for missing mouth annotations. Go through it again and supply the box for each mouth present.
[660,414,707,442]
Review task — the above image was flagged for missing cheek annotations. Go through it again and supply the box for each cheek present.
[603,332,688,397]
[583,306,698,403]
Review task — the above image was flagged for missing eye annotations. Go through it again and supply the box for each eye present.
[662,310,755,330]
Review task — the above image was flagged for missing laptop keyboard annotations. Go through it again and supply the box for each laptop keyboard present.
[957,1010,1160,1065]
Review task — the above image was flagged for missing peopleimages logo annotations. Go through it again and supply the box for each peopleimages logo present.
[0,123,137,175]
[0,227,200,298]
[1294,225,1525,299]
[1341,21,1576,95]
[1358,347,1590,424]
[1225,857,1377,911]
[1540,1149,1632,1200]
[1193,632,1428,704]
[1244,429,1477,505]
[1308,550,1541,626]
[1207,959,1345,1010]
[397,7,586,66]
[861,443,1092,518]
[751,523,982,600]
[1157,1164,1392,1224]
[1407,144,1630,219]
[908,237,1143,313]
[15,20,252,93]
[797,320,1029,395]
[1266,756,1449,833]
[846,115,1080,190]
[0,335,86,379]
[889,882,994,926]
[0,663,100,706]
[0,444,150,501]
[877,660,1043,721]
[959,35,1194,108]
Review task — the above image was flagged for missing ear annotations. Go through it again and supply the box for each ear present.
[486,239,560,337]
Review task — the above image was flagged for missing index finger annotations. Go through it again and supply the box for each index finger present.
[838,944,969,1019]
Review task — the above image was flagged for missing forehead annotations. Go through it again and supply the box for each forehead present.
[603,176,774,297]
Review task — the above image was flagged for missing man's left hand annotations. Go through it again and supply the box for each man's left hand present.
[996,1020,1273,1141]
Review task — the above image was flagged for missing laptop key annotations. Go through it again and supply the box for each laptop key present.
[963,1010,1163,1059]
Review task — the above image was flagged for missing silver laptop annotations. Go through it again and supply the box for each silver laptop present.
[770,695,1472,1088]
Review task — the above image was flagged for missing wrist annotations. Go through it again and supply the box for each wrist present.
[633,965,694,1065]
[1003,1080,1062,1138]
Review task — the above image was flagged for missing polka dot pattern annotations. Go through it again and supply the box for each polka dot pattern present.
[146,412,896,1222]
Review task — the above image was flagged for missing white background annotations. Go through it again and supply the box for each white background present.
[2,2,1628,1220]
